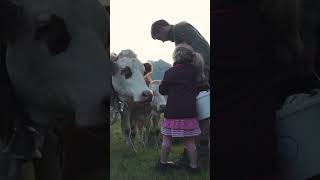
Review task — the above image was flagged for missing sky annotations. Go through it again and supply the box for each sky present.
[110,0,210,65]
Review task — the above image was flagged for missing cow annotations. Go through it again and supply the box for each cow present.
[0,0,110,180]
[111,63,167,149]
[111,49,153,152]
[144,80,167,147]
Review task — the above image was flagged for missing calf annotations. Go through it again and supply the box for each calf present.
[144,80,167,147]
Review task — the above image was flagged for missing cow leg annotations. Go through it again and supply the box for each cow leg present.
[130,123,137,146]
[33,128,63,180]
[0,120,39,180]
[0,153,24,180]
[109,110,118,126]
[120,105,135,152]
[136,120,146,148]
[144,113,153,147]
[151,113,161,147]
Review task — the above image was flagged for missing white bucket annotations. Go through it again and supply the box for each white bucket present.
[196,91,210,120]
[276,91,320,180]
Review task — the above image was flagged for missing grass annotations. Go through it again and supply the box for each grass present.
[110,118,210,180]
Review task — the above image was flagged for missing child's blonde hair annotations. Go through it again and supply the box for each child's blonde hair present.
[173,43,206,83]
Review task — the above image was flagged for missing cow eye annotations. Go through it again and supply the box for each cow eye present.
[34,14,71,56]
[120,66,132,79]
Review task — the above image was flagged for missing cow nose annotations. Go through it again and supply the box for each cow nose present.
[142,90,152,97]
[142,90,153,102]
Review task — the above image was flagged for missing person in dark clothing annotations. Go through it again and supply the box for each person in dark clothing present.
[151,19,210,168]
[151,19,210,80]
[211,1,305,180]
[155,44,204,174]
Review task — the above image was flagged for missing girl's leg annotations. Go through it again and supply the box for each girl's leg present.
[197,119,210,154]
[160,135,172,164]
[184,137,198,168]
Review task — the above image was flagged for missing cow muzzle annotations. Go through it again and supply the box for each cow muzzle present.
[141,90,153,103]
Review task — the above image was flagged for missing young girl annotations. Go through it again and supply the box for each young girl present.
[155,43,203,173]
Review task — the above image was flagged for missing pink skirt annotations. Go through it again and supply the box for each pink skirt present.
[161,117,201,137]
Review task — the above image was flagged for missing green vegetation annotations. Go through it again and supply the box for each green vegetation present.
[110,119,210,180]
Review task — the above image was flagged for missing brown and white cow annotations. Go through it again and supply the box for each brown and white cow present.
[111,49,153,151]
[144,80,167,147]
[117,80,166,149]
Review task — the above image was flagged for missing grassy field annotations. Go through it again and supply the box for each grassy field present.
[110,119,210,180]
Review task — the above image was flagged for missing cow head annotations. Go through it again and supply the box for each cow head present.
[4,0,110,128]
[112,49,153,103]
[149,80,167,112]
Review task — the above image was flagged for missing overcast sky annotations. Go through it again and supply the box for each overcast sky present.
[110,0,210,64]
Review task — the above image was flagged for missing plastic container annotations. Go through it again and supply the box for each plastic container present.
[196,91,210,120]
[276,92,320,180]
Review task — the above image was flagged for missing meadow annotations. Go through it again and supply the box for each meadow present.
[110,118,210,180]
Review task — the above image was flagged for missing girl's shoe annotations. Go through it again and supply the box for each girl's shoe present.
[173,149,189,168]
[154,160,179,173]
[154,161,169,173]
[186,166,201,174]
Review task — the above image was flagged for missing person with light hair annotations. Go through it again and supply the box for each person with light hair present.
[155,44,207,174]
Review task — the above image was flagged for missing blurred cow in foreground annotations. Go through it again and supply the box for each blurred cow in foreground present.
[0,0,110,179]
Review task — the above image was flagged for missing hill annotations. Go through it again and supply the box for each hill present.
[149,59,172,80]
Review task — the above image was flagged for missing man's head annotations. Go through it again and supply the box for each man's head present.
[151,19,170,42]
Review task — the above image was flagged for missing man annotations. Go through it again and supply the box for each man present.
[151,19,210,168]
[151,19,210,80]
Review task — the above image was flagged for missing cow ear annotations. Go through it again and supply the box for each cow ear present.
[111,61,119,76]
[0,0,23,43]
[143,62,152,75]
[110,53,118,62]
[34,14,71,56]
